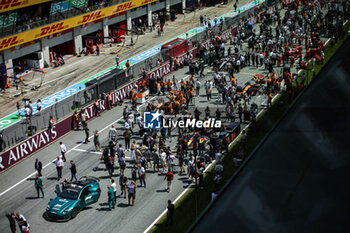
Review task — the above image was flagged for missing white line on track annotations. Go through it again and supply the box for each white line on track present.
[0,96,154,197]
[142,30,341,232]
[42,72,76,86]
[72,148,132,159]
[72,148,103,155]
[142,118,256,233]
[0,74,192,197]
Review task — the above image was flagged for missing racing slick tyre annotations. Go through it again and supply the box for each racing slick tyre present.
[71,208,79,219]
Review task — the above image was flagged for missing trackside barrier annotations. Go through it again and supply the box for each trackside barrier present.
[0,0,270,172]
[0,79,140,172]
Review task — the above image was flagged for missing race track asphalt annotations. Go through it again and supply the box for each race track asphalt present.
[0,6,314,232]
[189,37,350,233]
[0,57,268,233]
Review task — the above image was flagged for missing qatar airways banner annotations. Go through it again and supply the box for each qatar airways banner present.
[0,124,70,172]
[145,27,239,80]
[0,22,244,172]
[146,47,199,80]
[0,79,139,173]
[71,80,140,128]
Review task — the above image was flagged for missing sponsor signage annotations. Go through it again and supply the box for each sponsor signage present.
[0,0,158,51]
[50,0,87,15]
[0,35,22,50]
[0,12,17,28]
[146,48,198,80]
[0,0,262,131]
[0,125,65,172]
[0,0,52,13]
[0,77,139,172]
[35,22,69,38]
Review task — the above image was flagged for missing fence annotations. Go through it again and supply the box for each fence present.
[0,0,272,155]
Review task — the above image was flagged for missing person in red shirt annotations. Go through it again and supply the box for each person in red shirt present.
[48,116,55,136]
[125,60,130,75]
[164,169,174,192]
[126,60,130,69]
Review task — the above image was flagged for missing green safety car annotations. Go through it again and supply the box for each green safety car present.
[45,176,101,221]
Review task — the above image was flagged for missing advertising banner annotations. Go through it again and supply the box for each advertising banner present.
[0,12,17,28]
[0,0,52,13]
[0,78,140,173]
[0,1,265,172]
[0,0,158,51]
[50,0,87,15]
[0,124,70,173]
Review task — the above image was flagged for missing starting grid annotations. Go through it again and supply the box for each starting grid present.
[0,0,263,131]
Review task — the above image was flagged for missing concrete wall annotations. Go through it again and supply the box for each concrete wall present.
[151,1,166,12]
[80,22,103,36]
[106,14,127,26]
[4,42,41,61]
[170,0,182,5]
[46,32,74,48]
[129,5,147,19]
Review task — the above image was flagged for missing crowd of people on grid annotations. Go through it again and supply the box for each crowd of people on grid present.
[8,1,348,231]
[37,0,348,207]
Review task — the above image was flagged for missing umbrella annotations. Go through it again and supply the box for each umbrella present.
[199,136,209,144]
[219,60,227,70]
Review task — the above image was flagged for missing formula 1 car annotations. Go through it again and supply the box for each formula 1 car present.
[45,176,101,221]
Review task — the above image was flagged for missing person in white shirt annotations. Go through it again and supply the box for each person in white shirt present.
[128,112,134,128]
[160,150,167,172]
[195,79,201,96]
[25,100,30,108]
[25,107,31,123]
[111,179,117,204]
[236,60,241,72]
[59,142,67,162]
[124,121,130,130]
[124,120,133,134]
[168,154,176,172]
[81,110,87,128]
[108,125,117,142]
[208,81,213,90]
[138,164,146,188]
[53,156,64,181]
[15,212,30,233]
[136,115,143,129]
[36,99,42,115]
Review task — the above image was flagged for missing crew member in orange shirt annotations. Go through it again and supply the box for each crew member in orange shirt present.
[167,80,172,92]
[267,93,273,108]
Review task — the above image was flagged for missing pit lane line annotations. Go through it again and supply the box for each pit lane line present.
[0,74,191,197]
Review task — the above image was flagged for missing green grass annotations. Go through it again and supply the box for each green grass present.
[149,20,350,233]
